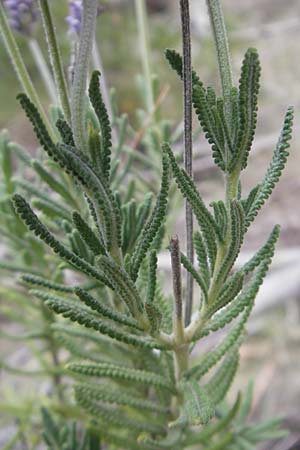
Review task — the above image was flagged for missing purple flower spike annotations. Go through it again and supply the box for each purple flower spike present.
[3,0,38,36]
[66,0,83,35]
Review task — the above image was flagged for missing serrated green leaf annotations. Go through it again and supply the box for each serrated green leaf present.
[230,48,261,172]
[72,211,105,256]
[163,143,218,269]
[12,194,106,283]
[74,287,142,330]
[130,154,170,281]
[246,107,293,226]
[67,362,176,393]
[88,71,112,180]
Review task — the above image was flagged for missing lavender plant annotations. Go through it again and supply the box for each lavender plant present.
[0,0,294,448]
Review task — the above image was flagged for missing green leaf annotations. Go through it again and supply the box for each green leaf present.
[130,154,170,281]
[88,70,112,180]
[12,194,106,283]
[241,184,260,217]
[67,362,176,393]
[207,270,244,318]
[17,94,56,157]
[74,382,168,414]
[72,211,105,256]
[97,255,144,318]
[194,231,210,286]
[74,287,142,330]
[163,143,218,269]
[55,144,122,252]
[146,250,158,304]
[211,201,228,242]
[246,107,293,226]
[145,303,162,334]
[230,48,261,172]
[164,48,203,87]
[33,290,162,349]
[214,200,245,285]
[56,118,75,146]
[121,199,139,254]
[180,252,208,301]
[193,85,226,171]
[21,273,98,293]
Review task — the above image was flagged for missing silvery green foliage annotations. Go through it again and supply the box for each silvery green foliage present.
[11,54,293,450]
[0,0,293,449]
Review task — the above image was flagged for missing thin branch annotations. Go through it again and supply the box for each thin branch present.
[134,0,155,116]
[38,0,71,123]
[179,0,194,326]
[28,38,56,104]
[71,0,97,152]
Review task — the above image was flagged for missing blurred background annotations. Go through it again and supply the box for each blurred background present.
[0,0,299,448]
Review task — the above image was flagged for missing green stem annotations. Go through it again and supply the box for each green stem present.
[225,168,240,205]
[28,38,57,104]
[71,0,98,152]
[0,3,54,138]
[134,0,155,116]
[174,343,189,382]
[206,0,233,126]
[38,0,71,123]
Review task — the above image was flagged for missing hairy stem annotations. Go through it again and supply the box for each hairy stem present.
[38,0,71,123]
[28,39,57,104]
[71,0,97,152]
[206,0,233,127]
[134,0,155,116]
[0,2,54,138]
[179,0,194,327]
